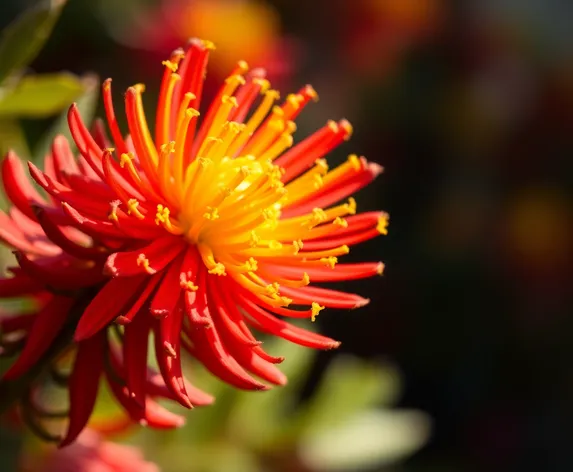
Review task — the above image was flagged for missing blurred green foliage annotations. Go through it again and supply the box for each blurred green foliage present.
[0,0,90,158]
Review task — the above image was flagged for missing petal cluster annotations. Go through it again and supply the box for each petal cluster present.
[0,39,387,445]
[23,429,159,472]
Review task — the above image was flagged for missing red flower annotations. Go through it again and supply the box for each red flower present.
[21,429,159,472]
[0,39,387,445]
[105,0,297,86]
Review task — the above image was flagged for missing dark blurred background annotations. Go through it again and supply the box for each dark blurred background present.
[1,0,573,470]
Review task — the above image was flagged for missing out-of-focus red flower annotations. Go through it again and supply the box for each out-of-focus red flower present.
[497,188,573,327]
[0,39,386,445]
[21,429,159,472]
[340,0,443,78]
[111,0,296,84]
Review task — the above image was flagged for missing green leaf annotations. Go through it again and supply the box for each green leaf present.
[0,0,68,85]
[0,118,30,159]
[34,74,99,159]
[294,357,401,438]
[299,410,431,471]
[0,73,84,118]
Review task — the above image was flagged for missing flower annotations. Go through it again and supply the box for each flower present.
[101,0,297,85]
[0,39,387,445]
[338,0,443,78]
[21,429,159,472]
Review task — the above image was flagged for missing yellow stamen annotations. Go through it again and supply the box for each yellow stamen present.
[227,89,280,157]
[119,153,142,184]
[108,205,119,222]
[293,239,304,254]
[311,302,325,322]
[136,254,155,274]
[181,280,199,291]
[377,214,389,235]
[158,141,175,196]
[155,204,183,235]
[126,198,145,220]
[173,106,200,189]
[158,73,181,146]
[320,256,338,269]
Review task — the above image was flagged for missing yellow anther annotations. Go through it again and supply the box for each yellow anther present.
[204,207,220,220]
[155,204,168,225]
[226,74,246,86]
[280,296,293,307]
[311,302,325,322]
[237,165,250,178]
[287,94,301,109]
[305,85,319,102]
[269,176,284,191]
[237,60,249,73]
[136,254,155,274]
[180,280,199,291]
[208,263,227,276]
[250,231,260,247]
[220,186,234,198]
[376,262,385,275]
[340,119,353,139]
[127,198,141,215]
[285,120,297,133]
[198,157,212,169]
[120,153,134,168]
[134,83,146,93]
[268,118,286,132]
[302,272,310,285]
[160,141,176,154]
[162,60,178,72]
[222,95,238,108]
[206,136,223,145]
[308,208,328,227]
[154,204,181,234]
[345,197,357,215]
[262,159,277,172]
[108,205,119,222]
[200,39,216,50]
[377,214,389,235]
[253,78,270,93]
[265,282,280,296]
[327,120,339,132]
[280,133,294,147]
[320,256,338,269]
[262,207,280,222]
[186,107,200,118]
[347,154,361,171]
[333,217,348,228]
[228,121,245,134]
[244,257,258,272]
[268,240,283,250]
[267,90,281,101]
[293,239,304,254]
[315,158,329,174]
[262,208,273,221]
